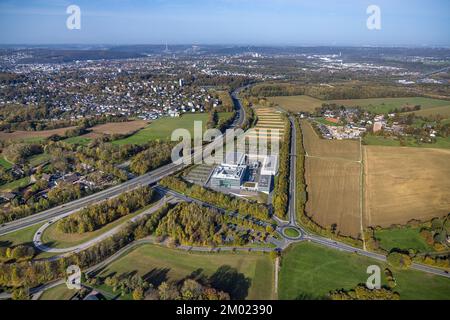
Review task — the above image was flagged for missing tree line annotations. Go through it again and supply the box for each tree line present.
[272,115,291,219]
[57,186,155,234]
[159,176,270,221]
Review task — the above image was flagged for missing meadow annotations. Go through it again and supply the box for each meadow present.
[112,113,233,145]
[97,244,275,300]
[278,242,450,300]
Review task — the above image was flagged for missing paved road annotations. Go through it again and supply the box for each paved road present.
[0,88,247,237]
[32,197,175,257]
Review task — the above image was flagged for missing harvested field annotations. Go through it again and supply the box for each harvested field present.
[268,95,323,113]
[364,146,450,227]
[301,119,362,238]
[0,126,78,141]
[305,158,361,237]
[301,120,360,161]
[83,120,148,138]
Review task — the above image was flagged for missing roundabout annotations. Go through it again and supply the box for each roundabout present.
[281,226,303,240]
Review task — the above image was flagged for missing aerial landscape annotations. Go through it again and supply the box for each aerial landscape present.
[0,0,449,310]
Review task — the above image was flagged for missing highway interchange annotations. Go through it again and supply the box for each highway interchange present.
[0,85,448,299]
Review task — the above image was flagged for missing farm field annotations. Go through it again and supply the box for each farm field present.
[97,244,275,300]
[301,120,360,161]
[374,226,434,253]
[305,158,361,237]
[112,113,233,145]
[363,134,450,149]
[301,120,362,237]
[84,120,148,138]
[267,95,323,113]
[364,146,450,227]
[0,126,78,142]
[327,97,450,114]
[278,242,450,300]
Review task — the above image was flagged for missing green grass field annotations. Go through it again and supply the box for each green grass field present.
[0,176,31,192]
[39,284,78,300]
[374,227,434,253]
[0,156,13,169]
[0,223,43,247]
[278,242,450,300]
[283,228,300,238]
[63,136,92,146]
[363,134,450,149]
[112,113,233,145]
[97,244,274,300]
[406,105,450,118]
[27,153,51,167]
[327,97,450,114]
[267,95,324,113]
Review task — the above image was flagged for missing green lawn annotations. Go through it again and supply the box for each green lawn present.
[363,134,450,149]
[39,284,78,300]
[0,156,13,170]
[0,223,43,247]
[0,176,31,192]
[27,153,51,167]
[278,242,450,300]
[97,244,275,300]
[374,227,434,253]
[283,228,300,238]
[327,97,450,114]
[63,136,92,146]
[112,112,233,145]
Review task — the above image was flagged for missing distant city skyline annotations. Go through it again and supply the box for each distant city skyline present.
[0,0,449,47]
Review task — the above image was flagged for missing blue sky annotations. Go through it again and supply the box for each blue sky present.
[0,0,449,46]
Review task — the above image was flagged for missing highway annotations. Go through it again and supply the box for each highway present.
[0,87,247,237]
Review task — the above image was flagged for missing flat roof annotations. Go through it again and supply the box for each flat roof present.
[223,152,245,166]
[258,175,271,188]
[211,164,246,180]
[262,155,278,171]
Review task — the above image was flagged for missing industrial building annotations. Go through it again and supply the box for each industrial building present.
[209,152,278,194]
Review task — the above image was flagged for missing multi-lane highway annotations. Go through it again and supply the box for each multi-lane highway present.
[0,87,247,237]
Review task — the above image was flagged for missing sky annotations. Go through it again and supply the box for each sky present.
[0,0,449,46]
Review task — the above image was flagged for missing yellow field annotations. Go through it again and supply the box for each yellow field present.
[305,158,362,237]
[301,120,362,237]
[267,95,323,113]
[364,146,450,227]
